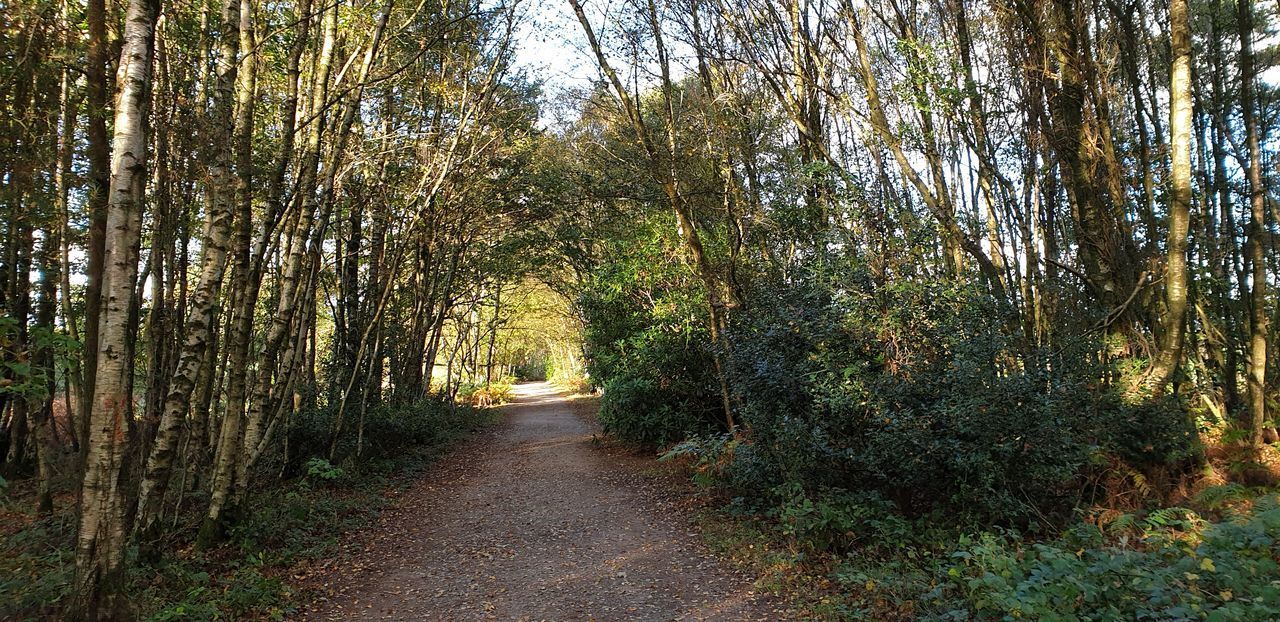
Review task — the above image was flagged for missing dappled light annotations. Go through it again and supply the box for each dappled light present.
[300,386,785,620]
[4,0,1280,618]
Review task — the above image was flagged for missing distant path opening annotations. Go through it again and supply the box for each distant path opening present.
[302,382,787,621]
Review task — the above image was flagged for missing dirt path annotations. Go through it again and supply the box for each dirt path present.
[299,382,788,621]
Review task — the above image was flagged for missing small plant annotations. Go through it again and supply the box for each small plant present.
[660,435,737,487]
[771,483,909,554]
[1195,483,1253,516]
[304,457,344,481]
[921,494,1280,621]
[455,379,515,407]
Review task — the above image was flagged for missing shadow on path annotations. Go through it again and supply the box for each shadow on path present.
[301,382,788,621]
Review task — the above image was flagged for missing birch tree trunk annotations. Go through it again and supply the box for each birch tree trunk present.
[1149,0,1193,392]
[133,0,242,539]
[79,0,112,461]
[72,0,158,614]
[198,0,259,546]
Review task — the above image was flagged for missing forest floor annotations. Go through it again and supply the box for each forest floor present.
[296,382,790,621]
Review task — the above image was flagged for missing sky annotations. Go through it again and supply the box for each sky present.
[511,0,600,126]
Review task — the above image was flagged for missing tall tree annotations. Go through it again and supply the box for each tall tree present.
[1237,0,1269,446]
[1149,0,1194,391]
[133,0,244,540]
[72,0,160,614]
[571,0,737,429]
[80,0,112,455]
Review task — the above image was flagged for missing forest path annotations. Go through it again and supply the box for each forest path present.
[299,382,787,621]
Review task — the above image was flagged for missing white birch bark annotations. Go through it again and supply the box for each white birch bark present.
[72,0,157,614]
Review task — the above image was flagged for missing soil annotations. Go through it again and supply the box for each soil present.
[297,382,790,621]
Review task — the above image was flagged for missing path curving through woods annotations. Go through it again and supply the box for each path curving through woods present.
[300,382,788,621]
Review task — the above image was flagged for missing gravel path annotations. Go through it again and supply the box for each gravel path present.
[299,382,789,621]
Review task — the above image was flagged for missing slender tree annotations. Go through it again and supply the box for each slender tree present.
[73,0,160,614]
[1149,0,1194,391]
[1237,0,1269,446]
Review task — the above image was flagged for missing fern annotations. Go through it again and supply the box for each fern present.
[1105,512,1138,535]
[1143,507,1187,530]
[658,435,725,463]
[1127,468,1152,497]
[1193,483,1249,510]
[1253,494,1280,514]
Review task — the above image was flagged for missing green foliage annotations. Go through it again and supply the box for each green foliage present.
[772,483,910,554]
[147,565,288,622]
[575,207,1211,618]
[580,214,724,446]
[693,485,1280,620]
[922,497,1280,621]
[1,395,497,620]
[304,458,344,481]
[1195,484,1253,514]
[280,397,491,472]
[0,317,81,401]
[725,271,1197,525]
[0,512,76,619]
[598,376,710,446]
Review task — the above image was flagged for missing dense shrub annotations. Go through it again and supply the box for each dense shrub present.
[771,482,911,554]
[579,225,723,446]
[276,397,486,473]
[724,271,1197,525]
[598,376,714,446]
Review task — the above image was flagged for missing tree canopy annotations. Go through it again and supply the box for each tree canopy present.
[4,0,1280,618]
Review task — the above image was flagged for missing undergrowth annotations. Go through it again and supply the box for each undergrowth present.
[455,378,515,407]
[674,439,1280,621]
[549,369,592,395]
[0,399,497,621]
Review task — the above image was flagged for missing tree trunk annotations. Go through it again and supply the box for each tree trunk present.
[1148,0,1193,392]
[80,0,112,465]
[1237,0,1269,447]
[133,0,242,538]
[72,0,158,614]
[198,0,258,547]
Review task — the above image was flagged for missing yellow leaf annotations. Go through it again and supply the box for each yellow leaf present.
[1200,558,1216,572]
